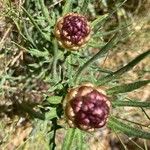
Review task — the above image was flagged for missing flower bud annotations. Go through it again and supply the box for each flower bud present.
[54,13,91,50]
[63,83,111,131]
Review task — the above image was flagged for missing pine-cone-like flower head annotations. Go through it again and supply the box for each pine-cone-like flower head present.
[54,13,91,50]
[63,83,111,131]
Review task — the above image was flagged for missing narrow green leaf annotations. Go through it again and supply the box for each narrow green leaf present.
[108,116,150,139]
[98,49,150,85]
[76,129,84,150]
[62,128,76,150]
[107,80,150,95]
[62,0,73,15]
[23,21,37,48]
[91,14,108,30]
[39,0,51,26]
[47,96,62,104]
[112,100,150,108]
[13,20,27,40]
[91,67,113,74]
[114,50,150,77]
[80,0,90,15]
[74,34,119,84]
[22,7,50,41]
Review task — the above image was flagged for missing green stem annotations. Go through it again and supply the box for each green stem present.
[52,39,58,79]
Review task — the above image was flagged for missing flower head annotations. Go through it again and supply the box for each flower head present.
[54,13,91,50]
[63,83,111,131]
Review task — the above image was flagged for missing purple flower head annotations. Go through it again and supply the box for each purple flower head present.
[54,13,91,50]
[64,83,111,131]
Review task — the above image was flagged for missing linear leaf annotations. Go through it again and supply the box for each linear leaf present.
[23,21,37,48]
[39,0,51,26]
[108,116,150,139]
[91,14,108,30]
[80,0,90,15]
[107,80,150,95]
[22,7,50,41]
[74,34,119,84]
[62,128,76,150]
[76,129,84,150]
[62,0,73,15]
[112,100,150,108]
[98,49,150,85]
[13,19,27,40]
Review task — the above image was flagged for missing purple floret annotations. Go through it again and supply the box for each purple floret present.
[60,15,90,44]
[70,90,110,129]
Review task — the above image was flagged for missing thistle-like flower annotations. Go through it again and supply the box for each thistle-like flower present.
[54,13,91,50]
[63,83,111,131]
